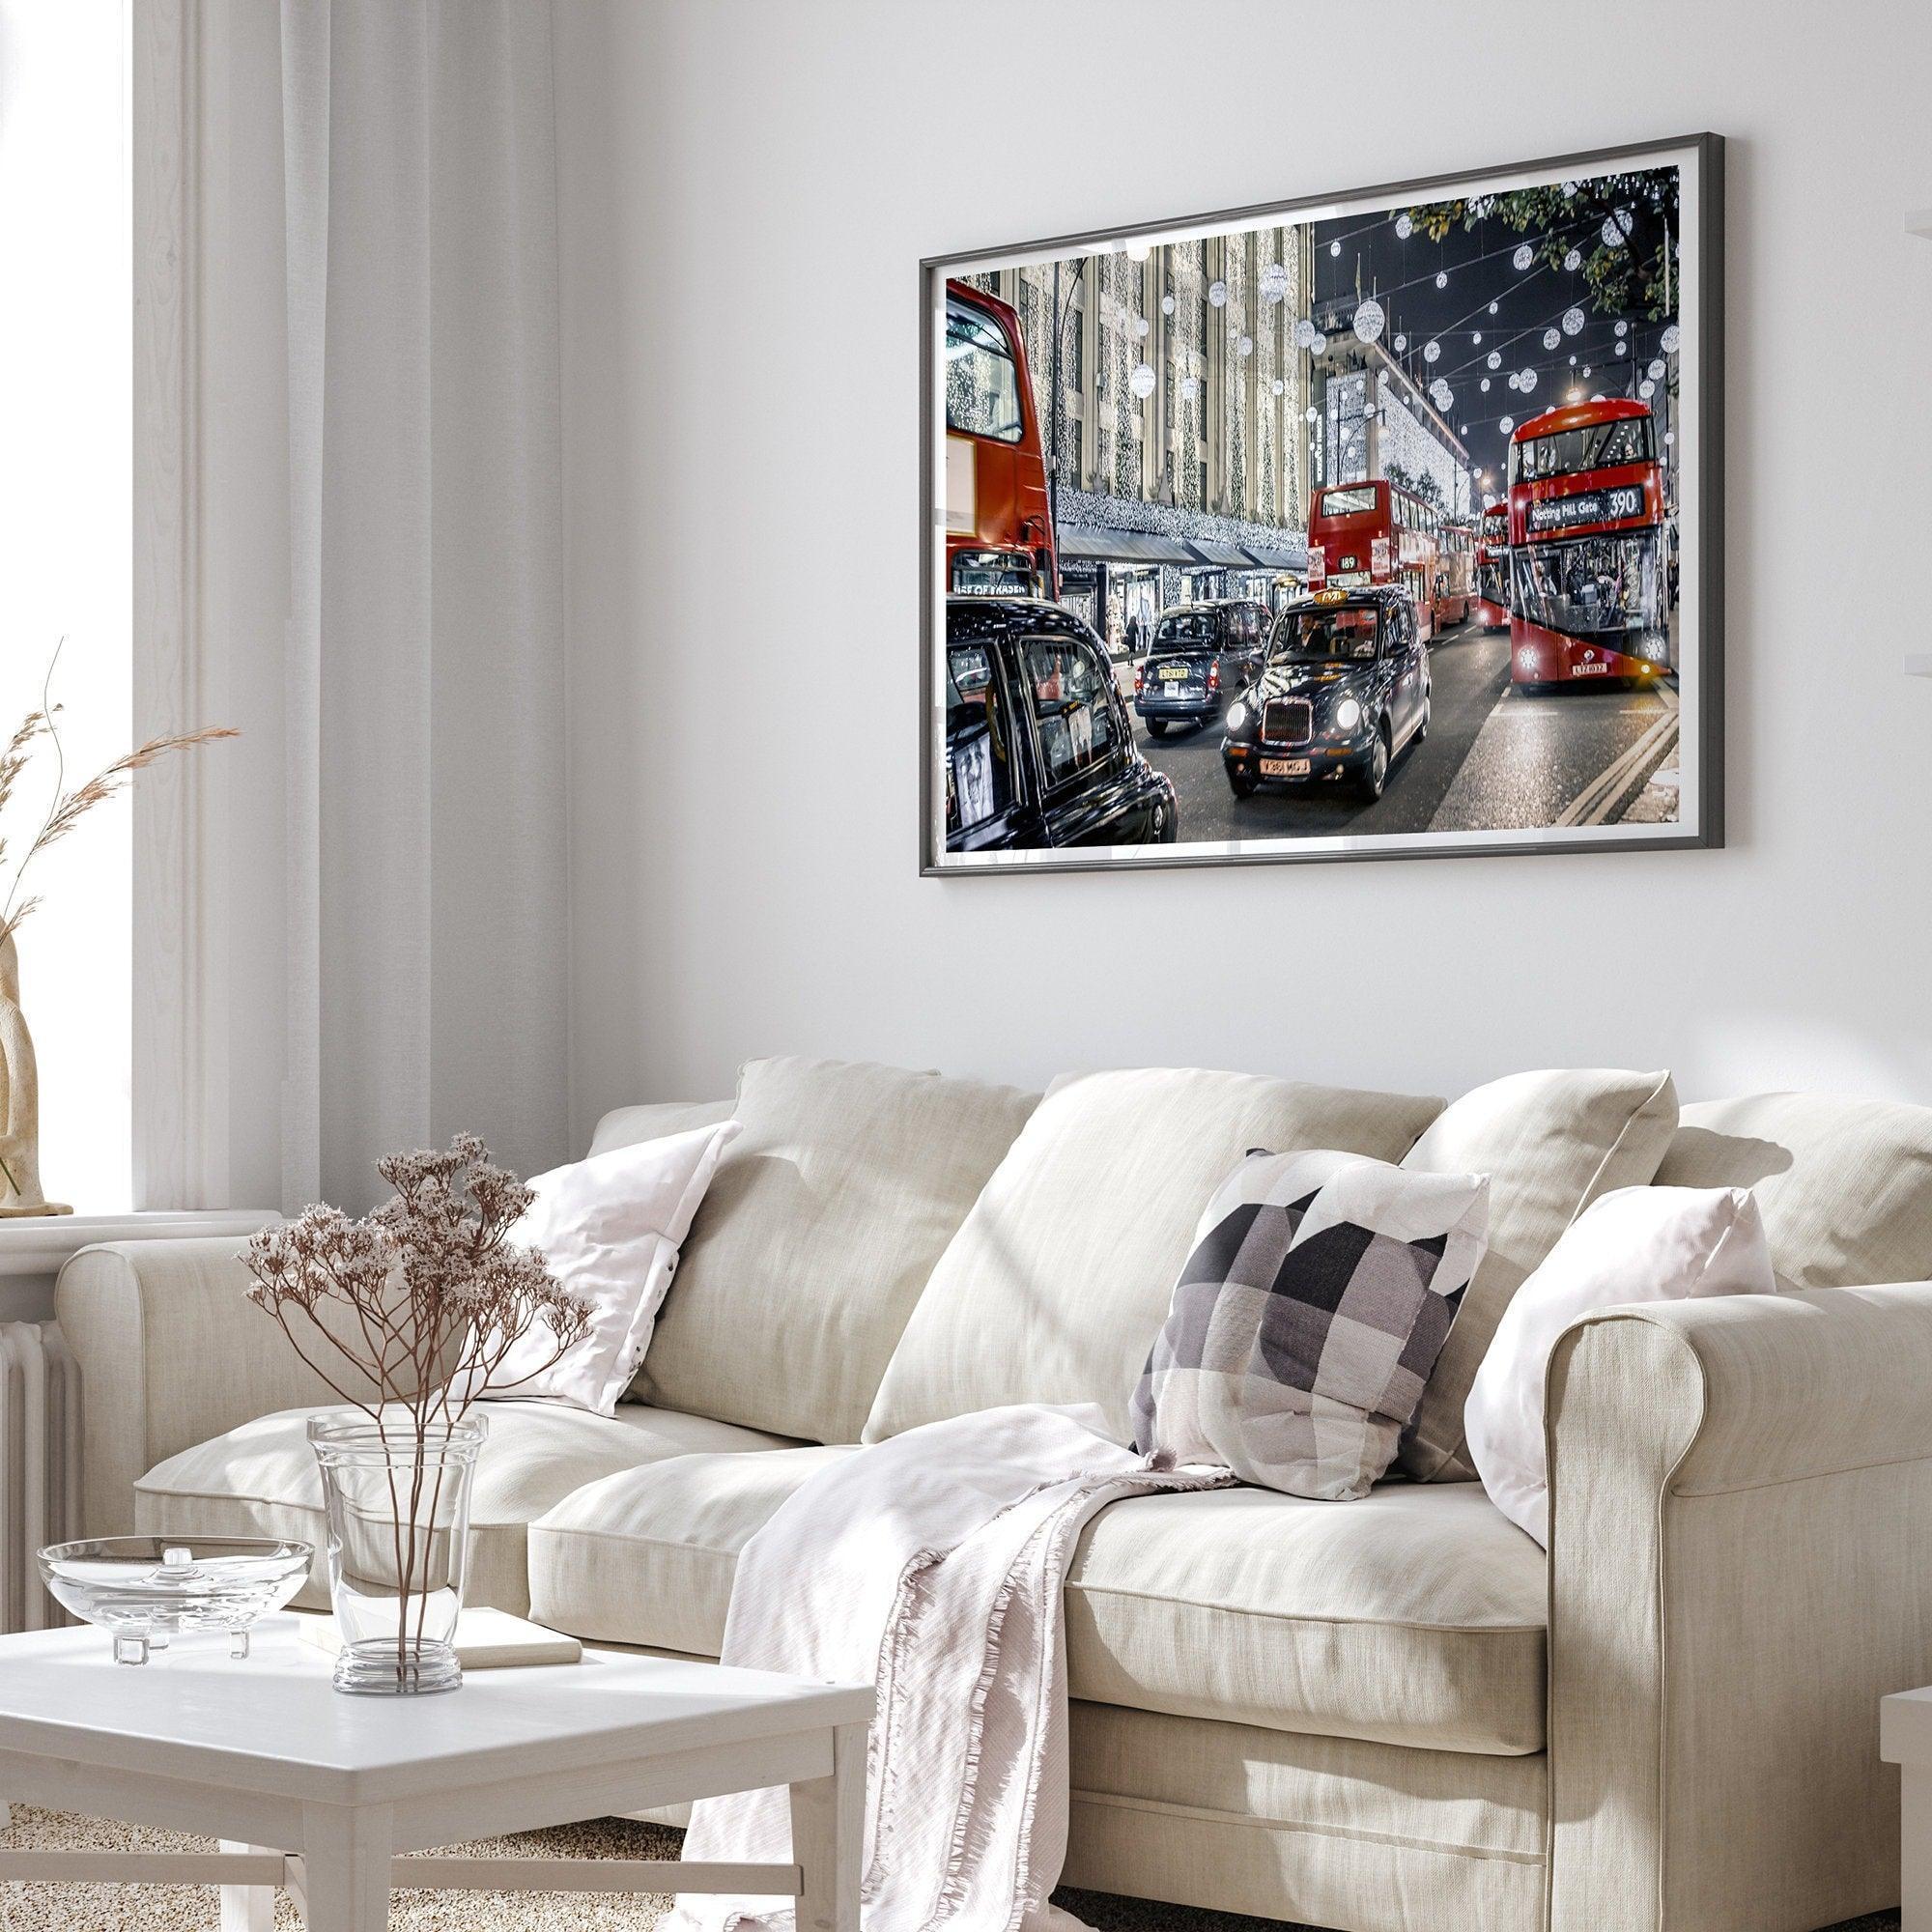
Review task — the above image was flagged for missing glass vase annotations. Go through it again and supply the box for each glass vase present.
[306,1409,486,1695]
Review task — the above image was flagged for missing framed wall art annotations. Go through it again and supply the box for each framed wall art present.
[922,133,1721,874]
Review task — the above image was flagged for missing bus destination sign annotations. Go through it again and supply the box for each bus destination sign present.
[1525,485,1645,534]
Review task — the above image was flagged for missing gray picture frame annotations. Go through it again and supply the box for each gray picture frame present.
[920,132,1722,876]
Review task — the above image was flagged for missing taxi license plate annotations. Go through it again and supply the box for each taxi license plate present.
[1157,665,1188,680]
[1260,756,1311,779]
[1572,662,1609,676]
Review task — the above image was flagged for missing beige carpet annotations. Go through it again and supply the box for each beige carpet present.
[0,1808,1903,1931]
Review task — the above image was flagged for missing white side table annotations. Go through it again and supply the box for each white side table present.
[1882,1688,1932,1928]
[0,1621,871,1932]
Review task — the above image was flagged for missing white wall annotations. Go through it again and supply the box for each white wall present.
[555,0,1932,1140]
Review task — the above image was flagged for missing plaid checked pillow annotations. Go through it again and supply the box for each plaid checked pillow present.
[1130,1148,1489,1500]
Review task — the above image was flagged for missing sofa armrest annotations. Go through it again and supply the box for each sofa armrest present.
[55,1238,383,1536]
[1544,1284,1932,1932]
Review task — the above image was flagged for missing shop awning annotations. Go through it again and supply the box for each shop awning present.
[1183,540,1257,569]
[1241,541,1308,571]
[1057,527,1199,566]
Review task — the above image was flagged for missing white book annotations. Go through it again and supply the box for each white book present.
[295,1606,583,1669]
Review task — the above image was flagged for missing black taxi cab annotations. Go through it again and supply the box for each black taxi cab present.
[1221,586,1430,804]
[1131,599,1270,736]
[945,598,1178,854]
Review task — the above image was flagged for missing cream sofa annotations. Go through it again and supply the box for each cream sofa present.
[55,1062,1932,1932]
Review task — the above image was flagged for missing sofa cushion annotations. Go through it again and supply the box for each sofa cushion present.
[1397,1067,1678,1482]
[134,1400,800,1619]
[527,1452,1545,1755]
[632,1057,1039,1444]
[862,1069,1444,1446]
[1654,1092,1932,1288]
[589,1098,735,1156]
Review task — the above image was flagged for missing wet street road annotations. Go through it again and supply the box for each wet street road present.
[1134,617,1679,844]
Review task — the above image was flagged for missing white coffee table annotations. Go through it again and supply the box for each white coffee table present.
[0,1619,871,1931]
[1884,1687,1932,1929]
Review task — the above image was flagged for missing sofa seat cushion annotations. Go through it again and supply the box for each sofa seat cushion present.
[134,1400,801,1619]
[527,1451,1546,1755]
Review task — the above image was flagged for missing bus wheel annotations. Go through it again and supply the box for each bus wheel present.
[1147,720,1169,739]
[1358,727,1390,803]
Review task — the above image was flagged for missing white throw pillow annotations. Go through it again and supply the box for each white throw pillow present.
[1463,1183,1777,1546]
[464,1120,741,1416]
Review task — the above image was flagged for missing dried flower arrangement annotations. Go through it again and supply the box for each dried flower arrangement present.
[242,1135,590,1691]
[0,642,236,1212]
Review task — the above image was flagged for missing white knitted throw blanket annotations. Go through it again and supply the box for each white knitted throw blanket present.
[668,1404,1229,1932]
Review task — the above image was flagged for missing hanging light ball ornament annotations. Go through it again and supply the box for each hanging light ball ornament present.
[1161,294,1176,317]
[1393,332,1406,353]
[1648,356,1665,380]
[1499,414,1516,435]
[1561,181,1577,198]
[1134,316,1150,338]
[1614,319,1630,338]
[1543,327,1561,351]
[1293,317,1318,350]
[1564,248,1582,272]
[1489,300,1499,315]
[1305,405,1320,422]
[1329,240,1342,258]
[1480,377,1492,392]
[1519,368,1538,393]
[1639,378,1656,400]
[1581,365,1592,377]
[1237,334,1254,358]
[1512,242,1534,272]
[1602,217,1626,249]
[1128,361,1157,400]
[1179,376,1200,402]
[1568,353,1577,365]
[1662,323,1682,355]
[1270,377,1285,397]
[1351,298,1385,345]
[1259,261,1291,304]
[1562,306,1585,336]
[1423,338,1441,363]
[1663,428,1675,445]
[1487,349,1501,369]
[1208,280,1228,308]
[1471,330,1483,345]
[1616,208,1635,236]
[1394,213,1413,240]
[1310,332,1327,354]
[1435,270,1448,289]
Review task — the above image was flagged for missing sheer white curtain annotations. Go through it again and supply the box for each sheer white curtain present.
[278,0,566,1209]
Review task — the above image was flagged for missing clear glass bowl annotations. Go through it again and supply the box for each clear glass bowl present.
[40,1536,312,1664]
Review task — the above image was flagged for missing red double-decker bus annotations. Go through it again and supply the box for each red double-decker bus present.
[1436,517,1474,628]
[1306,478,1446,642]
[1472,499,1510,632]
[943,281,1059,600]
[1507,399,1670,690]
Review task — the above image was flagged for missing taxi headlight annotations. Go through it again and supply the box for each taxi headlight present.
[1333,696,1363,733]
[1226,700,1249,732]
